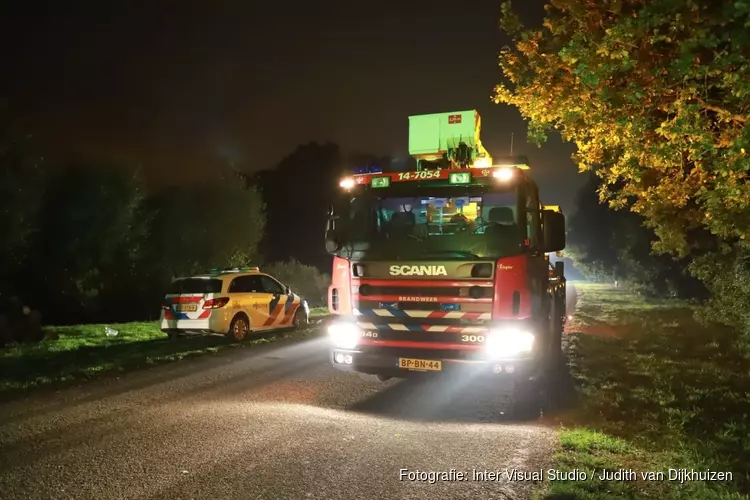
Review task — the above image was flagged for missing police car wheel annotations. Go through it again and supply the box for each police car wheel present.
[292,309,307,328]
[228,315,250,341]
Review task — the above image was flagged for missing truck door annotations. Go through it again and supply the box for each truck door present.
[525,186,549,320]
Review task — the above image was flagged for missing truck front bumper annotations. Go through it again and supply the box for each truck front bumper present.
[330,346,543,380]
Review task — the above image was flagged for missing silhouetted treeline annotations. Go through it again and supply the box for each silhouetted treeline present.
[247,146,403,271]
[1,155,266,324]
[248,142,344,271]
[0,127,333,326]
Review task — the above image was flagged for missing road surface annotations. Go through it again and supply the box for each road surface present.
[0,290,578,500]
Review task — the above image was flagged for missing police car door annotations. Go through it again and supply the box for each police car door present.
[258,275,292,328]
[231,275,270,329]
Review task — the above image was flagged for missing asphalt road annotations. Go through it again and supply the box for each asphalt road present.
[0,288,579,500]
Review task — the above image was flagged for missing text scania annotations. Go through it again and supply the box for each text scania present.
[389,265,448,276]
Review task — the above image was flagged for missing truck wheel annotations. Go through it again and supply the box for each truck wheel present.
[550,301,563,355]
[554,315,563,352]
[358,373,391,383]
[508,378,543,420]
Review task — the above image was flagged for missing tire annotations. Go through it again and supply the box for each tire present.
[163,330,179,340]
[549,298,563,355]
[292,308,308,329]
[228,315,250,341]
[358,373,391,383]
[508,377,543,420]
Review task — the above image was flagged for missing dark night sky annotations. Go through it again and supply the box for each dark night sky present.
[1,0,585,212]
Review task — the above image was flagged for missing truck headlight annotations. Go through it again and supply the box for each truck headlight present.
[328,322,360,349]
[485,328,534,358]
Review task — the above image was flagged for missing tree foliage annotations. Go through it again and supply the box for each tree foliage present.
[28,166,151,321]
[495,0,750,256]
[149,174,265,280]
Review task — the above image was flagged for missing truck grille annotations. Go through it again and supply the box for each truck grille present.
[351,278,494,350]
[356,300,492,316]
[354,285,493,299]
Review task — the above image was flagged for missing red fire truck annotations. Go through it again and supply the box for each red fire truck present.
[324,110,566,404]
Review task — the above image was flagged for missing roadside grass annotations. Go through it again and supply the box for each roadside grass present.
[0,307,330,397]
[539,283,750,499]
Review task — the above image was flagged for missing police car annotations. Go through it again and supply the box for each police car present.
[160,267,310,340]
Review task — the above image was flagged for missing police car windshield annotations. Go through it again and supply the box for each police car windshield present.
[168,278,223,294]
[342,185,525,259]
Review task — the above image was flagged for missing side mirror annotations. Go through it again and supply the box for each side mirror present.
[542,210,566,252]
[325,214,341,254]
[285,286,292,294]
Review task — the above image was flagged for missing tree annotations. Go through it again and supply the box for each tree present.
[690,245,750,335]
[150,172,265,282]
[0,122,46,310]
[496,0,750,333]
[26,165,151,323]
[495,0,750,256]
[250,142,342,270]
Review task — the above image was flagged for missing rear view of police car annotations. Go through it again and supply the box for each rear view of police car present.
[160,267,310,340]
[160,273,234,338]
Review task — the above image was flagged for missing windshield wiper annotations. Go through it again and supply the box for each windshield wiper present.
[421,250,479,258]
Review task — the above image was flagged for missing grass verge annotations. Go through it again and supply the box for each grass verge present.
[539,283,750,499]
[0,307,330,398]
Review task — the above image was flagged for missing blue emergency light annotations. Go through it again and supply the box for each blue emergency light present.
[354,164,383,174]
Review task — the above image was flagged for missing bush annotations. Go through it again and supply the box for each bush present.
[690,242,750,338]
[262,260,330,308]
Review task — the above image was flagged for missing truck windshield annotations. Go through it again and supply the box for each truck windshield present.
[338,184,525,259]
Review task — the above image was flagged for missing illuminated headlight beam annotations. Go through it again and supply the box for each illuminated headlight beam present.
[485,328,534,358]
[327,322,360,349]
